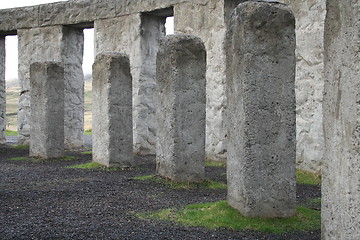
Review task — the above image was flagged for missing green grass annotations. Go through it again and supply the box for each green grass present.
[66,162,130,171]
[205,160,226,168]
[5,129,18,136]
[12,145,29,150]
[139,201,320,234]
[133,175,227,189]
[310,198,321,205]
[81,151,92,155]
[8,157,32,161]
[84,129,92,135]
[8,156,78,162]
[296,169,321,185]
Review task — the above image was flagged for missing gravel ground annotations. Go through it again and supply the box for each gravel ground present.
[0,144,321,240]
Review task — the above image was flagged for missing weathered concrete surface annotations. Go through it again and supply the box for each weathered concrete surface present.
[17,26,84,148]
[62,27,85,149]
[92,53,133,167]
[279,0,326,173]
[30,62,64,159]
[174,0,228,162]
[322,1,360,239]
[226,1,296,218]
[0,0,181,33]
[156,34,206,182]
[17,26,63,145]
[95,13,165,155]
[0,37,5,144]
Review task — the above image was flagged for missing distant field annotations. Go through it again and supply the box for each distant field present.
[5,86,20,131]
[84,81,92,131]
[5,81,93,132]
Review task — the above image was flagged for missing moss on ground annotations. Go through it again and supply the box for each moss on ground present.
[133,175,226,189]
[5,130,17,136]
[138,201,320,234]
[12,145,29,150]
[296,169,321,185]
[8,156,77,162]
[205,160,226,168]
[84,129,92,135]
[81,151,92,155]
[66,162,131,171]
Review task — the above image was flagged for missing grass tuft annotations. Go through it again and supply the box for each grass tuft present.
[8,156,78,162]
[12,145,30,150]
[8,157,32,161]
[66,162,130,171]
[205,160,226,168]
[296,169,321,185]
[84,129,92,135]
[133,175,226,189]
[81,151,92,155]
[5,129,18,136]
[139,201,320,234]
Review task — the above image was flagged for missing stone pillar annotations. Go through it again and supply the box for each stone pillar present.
[174,0,235,162]
[95,14,165,155]
[279,0,326,173]
[156,34,206,182]
[92,53,133,167]
[62,27,84,149]
[322,1,360,239]
[18,26,84,148]
[226,2,296,218]
[0,36,5,144]
[30,62,64,159]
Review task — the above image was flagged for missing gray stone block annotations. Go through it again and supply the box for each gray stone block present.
[63,27,85,149]
[39,0,116,27]
[92,53,133,167]
[156,34,206,182]
[30,62,64,159]
[226,1,296,218]
[0,37,5,144]
[322,1,360,239]
[17,26,85,148]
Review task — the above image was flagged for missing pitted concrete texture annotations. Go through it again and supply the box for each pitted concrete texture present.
[0,37,5,144]
[63,27,84,149]
[92,53,133,167]
[156,34,206,182]
[0,0,180,33]
[322,1,360,239]
[17,26,84,148]
[226,2,296,218]
[175,0,231,162]
[279,0,326,173]
[30,62,64,159]
[95,13,165,155]
[0,0,330,173]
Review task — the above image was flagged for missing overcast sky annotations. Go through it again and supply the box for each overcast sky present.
[1,0,174,81]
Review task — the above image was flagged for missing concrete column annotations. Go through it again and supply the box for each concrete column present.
[0,36,5,144]
[95,14,165,155]
[156,34,206,182]
[226,2,296,218]
[30,62,64,159]
[174,0,236,162]
[62,27,84,149]
[279,0,326,173]
[18,26,84,148]
[92,53,133,167]
[322,1,360,239]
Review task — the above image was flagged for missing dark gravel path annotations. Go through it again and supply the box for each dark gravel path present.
[0,144,320,240]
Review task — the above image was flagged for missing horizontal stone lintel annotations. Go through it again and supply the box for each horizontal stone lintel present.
[0,0,188,34]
